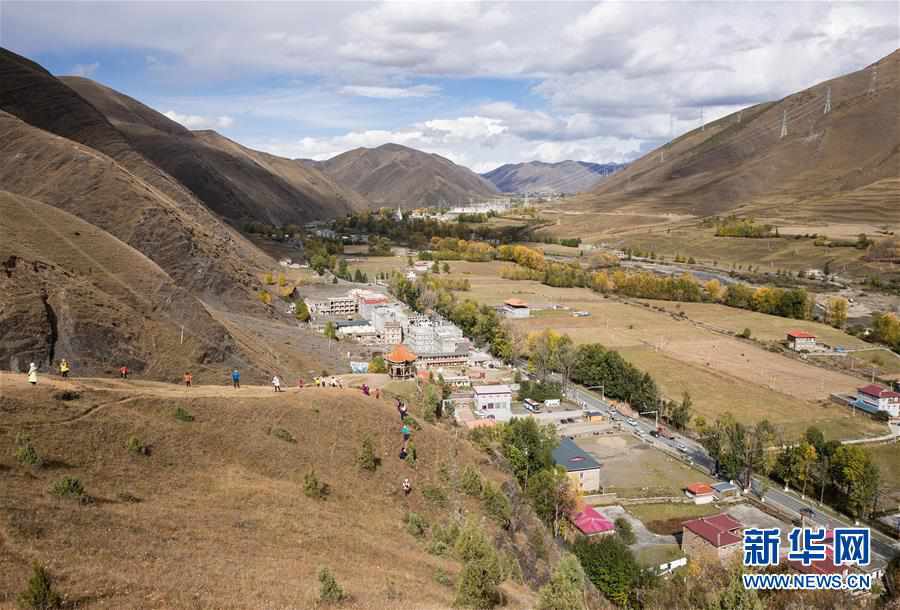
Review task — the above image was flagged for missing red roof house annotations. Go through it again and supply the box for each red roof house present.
[685,482,716,504]
[570,505,615,537]
[681,513,744,563]
[787,330,816,339]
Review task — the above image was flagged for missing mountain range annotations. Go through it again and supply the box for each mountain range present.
[583,50,900,224]
[304,143,500,209]
[482,160,626,194]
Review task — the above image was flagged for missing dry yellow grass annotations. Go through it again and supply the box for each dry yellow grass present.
[0,373,541,609]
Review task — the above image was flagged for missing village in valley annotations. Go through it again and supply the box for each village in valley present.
[2,10,899,608]
[253,196,900,589]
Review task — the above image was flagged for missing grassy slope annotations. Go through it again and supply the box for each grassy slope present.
[0,373,542,609]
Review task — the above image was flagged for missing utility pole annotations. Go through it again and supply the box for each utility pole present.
[824,86,831,114]
[780,110,788,139]
[700,106,705,131]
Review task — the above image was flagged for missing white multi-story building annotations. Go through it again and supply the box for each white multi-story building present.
[472,385,513,421]
[405,316,466,356]
[305,295,357,318]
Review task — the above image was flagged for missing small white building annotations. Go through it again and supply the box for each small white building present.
[472,384,513,421]
[855,384,900,418]
[502,299,530,318]
[787,330,816,351]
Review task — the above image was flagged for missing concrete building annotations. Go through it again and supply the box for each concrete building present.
[335,320,380,345]
[855,384,900,418]
[405,316,466,355]
[552,438,601,493]
[502,298,530,318]
[685,482,716,505]
[681,514,743,563]
[306,295,357,318]
[472,384,513,421]
[381,322,403,345]
[787,330,817,351]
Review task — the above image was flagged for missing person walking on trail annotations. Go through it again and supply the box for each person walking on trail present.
[183,372,192,388]
[402,478,412,496]
[401,424,411,442]
[362,384,370,396]
[27,362,38,386]
[375,388,381,400]
[231,368,240,389]
[119,365,129,379]
[58,359,70,378]
[297,378,304,389]
[272,375,282,392]
[397,401,408,421]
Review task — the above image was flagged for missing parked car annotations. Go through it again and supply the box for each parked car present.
[627,418,637,426]
[676,443,688,453]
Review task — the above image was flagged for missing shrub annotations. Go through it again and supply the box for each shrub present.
[14,433,42,467]
[434,568,454,587]
[257,290,272,305]
[51,476,87,502]
[404,416,422,431]
[455,551,503,609]
[536,554,585,610]
[117,492,141,503]
[422,485,448,508]
[615,517,636,545]
[432,521,461,549]
[264,272,275,285]
[126,436,149,455]
[53,391,80,401]
[404,441,418,467]
[738,327,752,339]
[318,567,346,604]
[481,481,512,527]
[357,436,379,472]
[303,470,329,500]
[528,527,547,561]
[404,512,429,538]
[459,464,484,496]
[174,407,194,422]
[368,356,386,374]
[270,427,296,443]
[18,562,62,610]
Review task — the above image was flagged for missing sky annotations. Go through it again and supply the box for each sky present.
[3,1,897,173]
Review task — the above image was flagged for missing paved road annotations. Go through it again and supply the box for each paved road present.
[563,383,716,473]
[752,479,900,566]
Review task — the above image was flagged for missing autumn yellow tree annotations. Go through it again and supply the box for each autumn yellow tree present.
[827,297,848,329]
[704,279,724,302]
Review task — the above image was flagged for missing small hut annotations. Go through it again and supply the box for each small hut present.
[386,344,417,379]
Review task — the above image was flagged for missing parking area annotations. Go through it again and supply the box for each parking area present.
[577,434,715,498]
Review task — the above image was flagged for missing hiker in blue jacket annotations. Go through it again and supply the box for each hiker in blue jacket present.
[231,368,240,389]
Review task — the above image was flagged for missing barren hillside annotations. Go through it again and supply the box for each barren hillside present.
[0,48,271,308]
[62,76,368,225]
[483,161,625,194]
[0,374,549,609]
[0,191,254,378]
[583,50,900,224]
[310,143,499,209]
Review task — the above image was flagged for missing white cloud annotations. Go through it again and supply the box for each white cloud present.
[5,1,898,167]
[70,62,99,78]
[339,84,440,99]
[163,111,234,130]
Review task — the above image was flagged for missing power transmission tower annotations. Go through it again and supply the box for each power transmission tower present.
[824,86,832,114]
[700,106,705,131]
[868,64,878,96]
[737,110,743,124]
[780,110,788,139]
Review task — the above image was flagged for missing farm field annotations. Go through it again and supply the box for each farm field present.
[866,443,900,508]
[627,503,722,536]
[445,263,889,441]
[577,435,714,498]
[617,345,885,441]
[346,252,411,277]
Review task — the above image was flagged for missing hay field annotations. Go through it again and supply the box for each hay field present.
[446,264,888,441]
